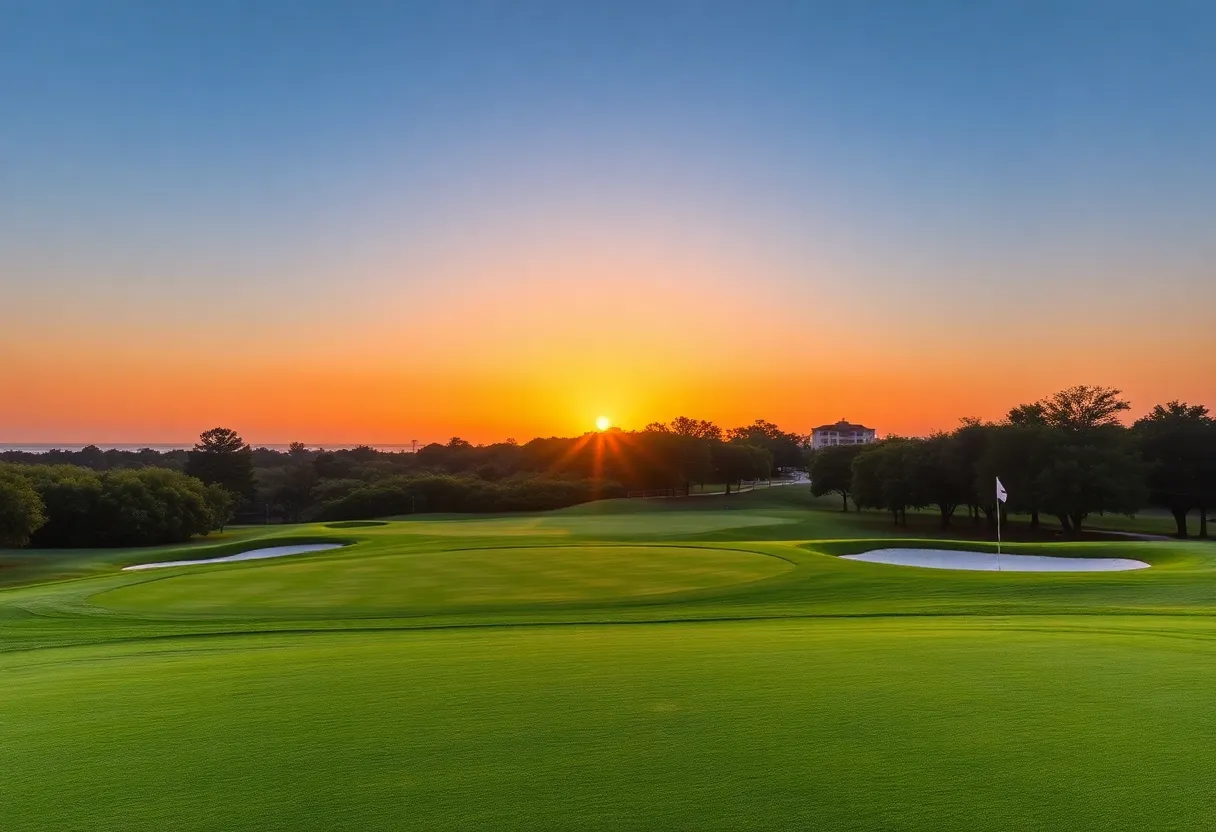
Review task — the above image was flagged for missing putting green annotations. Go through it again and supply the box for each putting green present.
[91,545,794,616]
[395,511,794,537]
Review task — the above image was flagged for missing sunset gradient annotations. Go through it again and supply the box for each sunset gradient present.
[2,1,1214,444]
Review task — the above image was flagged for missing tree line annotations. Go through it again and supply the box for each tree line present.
[809,386,1216,537]
[0,464,233,548]
[6,388,1210,547]
[0,420,805,546]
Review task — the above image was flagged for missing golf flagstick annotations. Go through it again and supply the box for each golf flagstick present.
[995,477,1008,571]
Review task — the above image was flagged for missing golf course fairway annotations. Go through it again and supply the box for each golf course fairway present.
[4,489,1215,831]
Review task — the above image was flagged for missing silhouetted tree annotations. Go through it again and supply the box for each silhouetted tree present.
[911,433,971,528]
[995,388,1143,534]
[186,428,255,499]
[205,484,236,533]
[313,452,357,480]
[809,445,863,511]
[728,420,804,471]
[952,419,994,522]
[851,439,922,525]
[77,444,106,470]
[1007,402,1048,426]
[259,461,319,523]
[1038,425,1145,534]
[976,423,1055,530]
[1134,402,1216,537]
[343,445,378,463]
[1042,386,1131,431]
[668,417,724,441]
[712,444,770,493]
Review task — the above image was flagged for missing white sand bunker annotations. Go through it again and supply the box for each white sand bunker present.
[123,543,344,571]
[841,548,1150,572]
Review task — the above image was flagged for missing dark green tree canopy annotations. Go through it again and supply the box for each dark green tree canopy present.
[186,427,255,499]
[987,388,1142,534]
[1,464,223,548]
[1041,386,1131,431]
[5,391,1214,539]
[1134,402,1216,537]
[728,420,804,471]
[1037,425,1146,533]
[976,423,1055,528]
[809,444,864,511]
[0,469,47,548]
[647,417,724,442]
[1007,402,1048,426]
[851,439,923,525]
[845,390,1160,536]
[910,433,972,528]
[711,443,771,492]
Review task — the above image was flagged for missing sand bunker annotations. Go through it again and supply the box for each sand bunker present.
[841,548,1150,572]
[123,543,344,571]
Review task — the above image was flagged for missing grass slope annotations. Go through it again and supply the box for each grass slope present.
[3,486,1215,831]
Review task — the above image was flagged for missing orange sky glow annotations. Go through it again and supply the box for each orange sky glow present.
[4,226,1215,445]
[4,309,1212,445]
[4,4,1215,446]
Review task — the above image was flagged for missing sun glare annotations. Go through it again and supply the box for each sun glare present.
[595,416,611,431]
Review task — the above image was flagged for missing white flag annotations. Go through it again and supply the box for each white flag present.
[996,477,1008,504]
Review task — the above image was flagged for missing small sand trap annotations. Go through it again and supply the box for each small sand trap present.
[123,543,344,571]
[841,548,1150,572]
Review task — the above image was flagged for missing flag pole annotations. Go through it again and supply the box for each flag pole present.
[995,476,1002,571]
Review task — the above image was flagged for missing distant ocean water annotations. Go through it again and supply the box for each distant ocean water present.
[0,443,421,453]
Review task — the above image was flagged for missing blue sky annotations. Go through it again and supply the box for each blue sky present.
[2,1,1213,441]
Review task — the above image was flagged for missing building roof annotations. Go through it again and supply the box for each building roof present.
[812,420,873,432]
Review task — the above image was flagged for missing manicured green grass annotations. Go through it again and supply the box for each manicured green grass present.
[7,620,1216,832]
[95,545,793,616]
[3,487,1215,831]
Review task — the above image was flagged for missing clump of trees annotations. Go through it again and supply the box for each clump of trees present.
[810,386,1215,537]
[1135,402,1216,538]
[186,427,256,499]
[314,474,625,520]
[0,469,47,547]
[0,420,799,543]
[11,393,1208,543]
[0,464,232,548]
[642,418,789,493]
[809,445,865,511]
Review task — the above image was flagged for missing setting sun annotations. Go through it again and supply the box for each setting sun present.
[595,416,611,431]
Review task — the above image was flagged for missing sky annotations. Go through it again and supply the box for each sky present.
[2,0,1214,444]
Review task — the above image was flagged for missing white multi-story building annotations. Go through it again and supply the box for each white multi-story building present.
[810,420,877,449]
